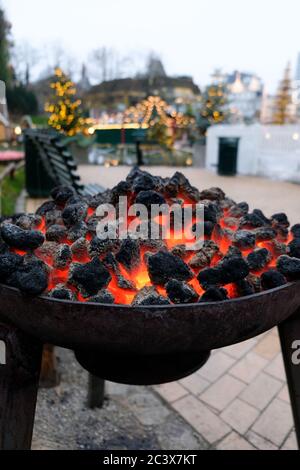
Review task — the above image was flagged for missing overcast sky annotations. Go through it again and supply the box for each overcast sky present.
[3,0,300,92]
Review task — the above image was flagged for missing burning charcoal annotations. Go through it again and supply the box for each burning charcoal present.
[277,226,289,242]
[116,239,140,271]
[117,274,136,290]
[288,239,300,259]
[86,215,100,234]
[62,202,88,228]
[45,209,63,227]
[0,223,44,250]
[198,256,249,288]
[16,214,43,230]
[35,242,57,264]
[135,190,166,209]
[184,184,200,202]
[222,217,239,229]
[88,189,113,209]
[140,239,166,252]
[69,257,111,296]
[234,280,255,297]
[89,236,120,257]
[111,181,131,203]
[204,202,219,224]
[199,187,225,201]
[67,221,88,242]
[211,223,225,244]
[53,244,72,269]
[132,173,157,193]
[255,227,277,242]
[51,186,75,205]
[126,166,148,185]
[227,202,249,218]
[71,238,89,261]
[48,284,76,301]
[166,279,198,304]
[89,290,115,304]
[0,235,8,254]
[291,224,300,239]
[189,240,220,269]
[46,224,67,243]
[261,270,287,290]
[240,210,270,229]
[132,286,170,306]
[170,244,187,258]
[271,213,290,228]
[147,251,193,285]
[277,255,300,281]
[222,246,242,260]
[262,239,287,257]
[204,221,215,238]
[246,273,261,292]
[36,200,57,216]
[247,248,271,271]
[200,287,228,302]
[233,230,256,250]
[0,252,23,281]
[8,259,48,295]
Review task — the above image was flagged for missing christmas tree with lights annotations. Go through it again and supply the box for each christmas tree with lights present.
[272,63,295,125]
[45,68,86,136]
[199,83,228,134]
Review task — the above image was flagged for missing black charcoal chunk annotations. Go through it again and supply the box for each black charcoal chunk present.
[115,239,140,271]
[240,211,269,229]
[189,240,220,269]
[70,258,111,296]
[46,224,67,242]
[67,221,88,242]
[277,255,300,281]
[51,186,75,205]
[71,238,89,261]
[126,166,148,185]
[197,266,222,288]
[89,290,115,304]
[288,239,300,259]
[166,279,198,304]
[0,238,8,255]
[291,224,300,239]
[198,256,249,288]
[45,209,63,227]
[132,173,157,193]
[247,248,271,271]
[199,187,225,201]
[53,244,72,269]
[36,200,57,216]
[234,280,255,296]
[147,251,193,285]
[204,202,219,224]
[271,213,290,228]
[233,230,256,250]
[0,223,44,250]
[62,203,88,228]
[255,227,277,241]
[48,284,75,301]
[16,214,42,230]
[135,190,166,209]
[111,181,131,203]
[89,237,120,257]
[204,221,215,237]
[0,252,23,281]
[8,260,48,295]
[227,202,249,218]
[132,287,170,306]
[261,270,287,290]
[200,287,228,302]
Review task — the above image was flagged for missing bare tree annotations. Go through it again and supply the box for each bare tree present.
[11,41,40,85]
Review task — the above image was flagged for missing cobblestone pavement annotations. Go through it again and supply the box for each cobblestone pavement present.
[28,167,300,450]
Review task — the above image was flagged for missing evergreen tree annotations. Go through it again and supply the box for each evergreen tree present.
[0,5,12,84]
[45,68,86,136]
[272,63,295,125]
[199,83,228,134]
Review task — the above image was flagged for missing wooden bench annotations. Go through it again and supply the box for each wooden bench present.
[24,129,104,198]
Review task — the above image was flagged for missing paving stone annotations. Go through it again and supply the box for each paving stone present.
[277,385,290,403]
[265,353,286,381]
[126,391,171,426]
[240,372,282,410]
[222,338,257,359]
[199,374,245,412]
[245,430,278,450]
[155,413,208,450]
[172,395,230,444]
[252,399,293,446]
[220,398,259,434]
[254,331,281,360]
[230,352,268,384]
[216,431,255,450]
[154,382,188,403]
[198,351,235,382]
[179,373,210,396]
[281,430,297,450]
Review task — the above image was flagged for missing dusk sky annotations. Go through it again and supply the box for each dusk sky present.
[3,0,300,92]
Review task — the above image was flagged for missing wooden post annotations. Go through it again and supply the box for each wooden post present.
[278,308,300,449]
[0,322,42,450]
[87,373,105,409]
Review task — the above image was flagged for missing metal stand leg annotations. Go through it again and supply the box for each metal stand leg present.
[39,344,60,388]
[87,373,105,409]
[0,322,42,450]
[278,308,300,449]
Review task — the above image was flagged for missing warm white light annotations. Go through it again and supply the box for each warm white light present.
[88,127,95,135]
[14,126,22,136]
[186,157,193,166]
[265,132,271,140]
[292,132,299,141]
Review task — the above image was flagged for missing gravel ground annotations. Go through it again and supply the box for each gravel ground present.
[32,348,208,450]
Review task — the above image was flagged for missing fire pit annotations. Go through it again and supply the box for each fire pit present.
[1,167,300,449]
